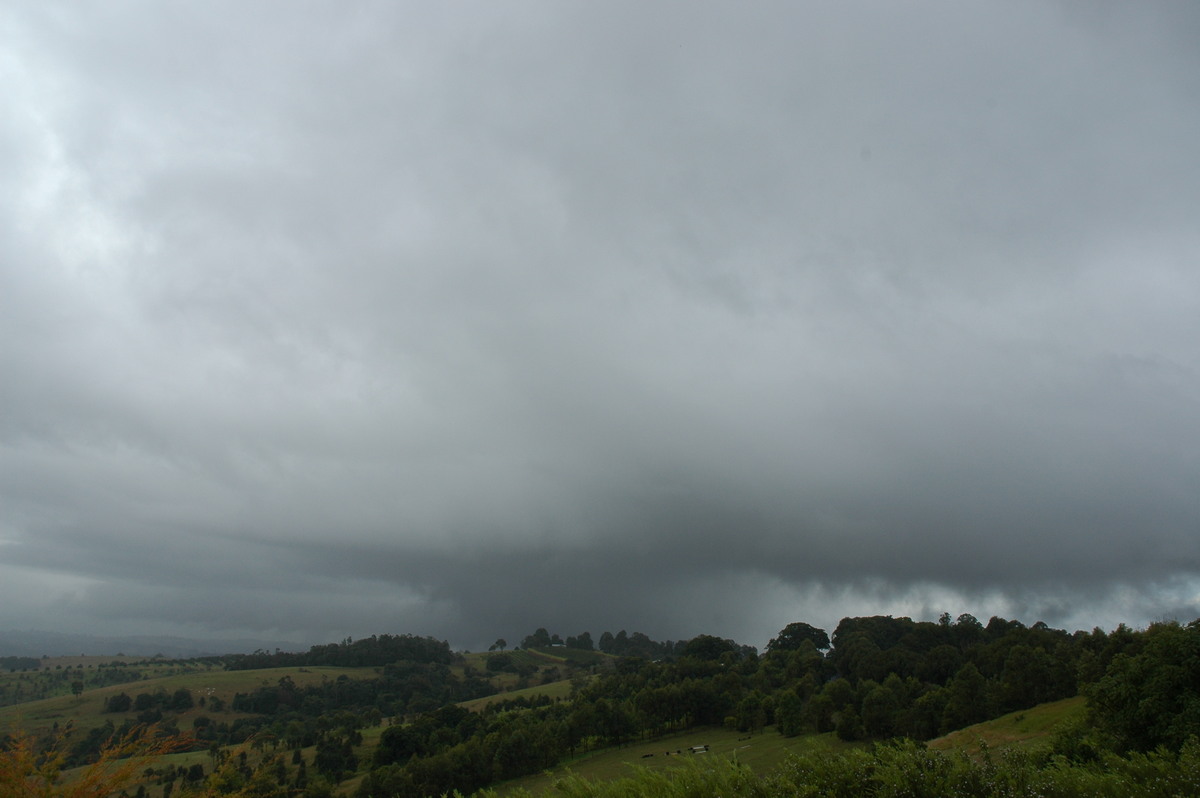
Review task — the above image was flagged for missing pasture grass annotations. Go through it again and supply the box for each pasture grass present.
[458,678,579,712]
[928,695,1086,756]
[494,725,854,796]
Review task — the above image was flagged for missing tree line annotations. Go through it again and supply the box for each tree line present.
[222,633,453,670]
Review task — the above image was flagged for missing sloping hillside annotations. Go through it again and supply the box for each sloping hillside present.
[928,695,1086,756]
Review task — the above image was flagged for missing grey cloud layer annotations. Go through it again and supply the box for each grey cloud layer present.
[2,1,1199,648]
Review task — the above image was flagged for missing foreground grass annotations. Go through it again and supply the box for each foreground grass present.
[482,738,1200,798]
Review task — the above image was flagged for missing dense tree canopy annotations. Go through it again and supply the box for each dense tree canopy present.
[223,634,453,670]
[1087,619,1200,752]
[767,622,831,652]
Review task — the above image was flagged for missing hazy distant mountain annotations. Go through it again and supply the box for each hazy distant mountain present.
[0,629,303,659]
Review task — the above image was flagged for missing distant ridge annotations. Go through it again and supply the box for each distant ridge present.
[0,629,303,659]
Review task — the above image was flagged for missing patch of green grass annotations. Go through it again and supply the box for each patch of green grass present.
[458,678,578,712]
[524,648,610,667]
[494,726,854,796]
[928,696,1086,756]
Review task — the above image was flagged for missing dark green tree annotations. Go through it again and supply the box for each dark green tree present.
[565,631,594,650]
[940,662,990,733]
[861,680,901,738]
[521,627,553,649]
[314,733,357,782]
[767,622,831,652]
[681,634,738,661]
[105,692,132,713]
[485,653,513,673]
[170,688,193,711]
[775,690,805,737]
[1088,620,1200,752]
[914,644,962,685]
[835,704,864,741]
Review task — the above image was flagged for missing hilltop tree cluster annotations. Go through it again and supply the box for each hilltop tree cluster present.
[222,634,453,670]
[515,627,685,659]
[513,625,762,663]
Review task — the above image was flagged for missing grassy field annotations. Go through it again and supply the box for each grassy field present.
[458,677,579,712]
[928,695,1086,756]
[493,726,856,796]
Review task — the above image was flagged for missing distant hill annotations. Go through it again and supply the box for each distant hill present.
[0,629,302,658]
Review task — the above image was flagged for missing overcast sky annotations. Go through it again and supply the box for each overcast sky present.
[2,2,1199,653]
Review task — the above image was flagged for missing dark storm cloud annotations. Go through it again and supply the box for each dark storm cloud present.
[2,1,1199,650]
